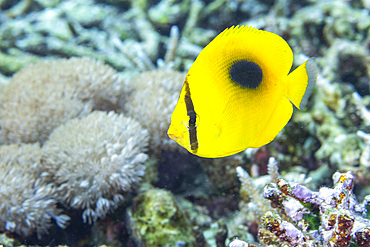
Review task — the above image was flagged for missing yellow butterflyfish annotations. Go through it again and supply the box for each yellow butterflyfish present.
[167,25,318,158]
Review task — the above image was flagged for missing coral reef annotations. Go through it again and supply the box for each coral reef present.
[40,111,149,224]
[127,188,197,246]
[0,0,369,246]
[0,143,69,238]
[0,57,125,144]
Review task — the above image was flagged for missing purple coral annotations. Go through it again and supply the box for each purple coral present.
[290,182,314,202]
[259,171,370,246]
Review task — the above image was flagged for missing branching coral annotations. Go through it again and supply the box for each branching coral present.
[226,161,278,245]
[236,166,273,221]
[357,131,370,168]
[0,57,125,144]
[40,111,149,223]
[0,143,69,238]
[353,93,370,127]
[125,69,185,154]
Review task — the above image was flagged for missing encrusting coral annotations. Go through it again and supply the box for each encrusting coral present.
[0,143,69,238]
[262,171,370,246]
[40,111,149,224]
[231,169,370,246]
[128,188,197,246]
[0,57,125,144]
[125,69,185,154]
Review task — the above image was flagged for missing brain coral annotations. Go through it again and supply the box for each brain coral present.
[0,57,125,144]
[0,143,69,238]
[125,69,185,154]
[40,111,149,223]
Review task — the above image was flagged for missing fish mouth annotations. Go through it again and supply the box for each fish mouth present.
[168,133,178,141]
[167,126,180,141]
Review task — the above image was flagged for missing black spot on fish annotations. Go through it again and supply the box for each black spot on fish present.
[230,60,262,89]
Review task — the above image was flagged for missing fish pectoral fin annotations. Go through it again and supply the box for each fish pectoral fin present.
[286,58,318,110]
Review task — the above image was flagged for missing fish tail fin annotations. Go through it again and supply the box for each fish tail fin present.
[286,58,318,110]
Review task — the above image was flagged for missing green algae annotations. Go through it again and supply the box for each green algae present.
[0,49,40,74]
[301,202,321,230]
[0,233,14,247]
[130,189,196,246]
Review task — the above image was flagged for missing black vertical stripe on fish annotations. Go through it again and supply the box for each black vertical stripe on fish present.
[184,79,198,152]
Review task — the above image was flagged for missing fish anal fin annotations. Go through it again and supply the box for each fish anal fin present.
[286,58,318,110]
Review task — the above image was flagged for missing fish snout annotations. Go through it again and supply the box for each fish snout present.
[168,133,179,141]
[167,125,180,141]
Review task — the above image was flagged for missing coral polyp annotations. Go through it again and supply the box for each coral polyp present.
[41,111,149,224]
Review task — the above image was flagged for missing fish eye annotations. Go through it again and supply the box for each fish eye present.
[185,113,200,129]
[189,117,196,125]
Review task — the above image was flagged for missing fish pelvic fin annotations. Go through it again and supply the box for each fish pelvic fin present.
[286,58,318,110]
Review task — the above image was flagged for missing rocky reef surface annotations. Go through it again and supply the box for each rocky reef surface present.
[0,0,369,246]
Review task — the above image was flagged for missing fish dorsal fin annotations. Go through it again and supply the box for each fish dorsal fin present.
[206,26,294,79]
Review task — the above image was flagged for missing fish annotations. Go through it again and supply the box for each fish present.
[167,25,318,158]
